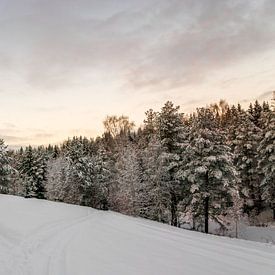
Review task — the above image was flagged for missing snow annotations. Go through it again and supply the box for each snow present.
[0,195,275,275]
[238,224,275,244]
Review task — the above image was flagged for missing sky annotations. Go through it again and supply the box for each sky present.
[0,0,275,148]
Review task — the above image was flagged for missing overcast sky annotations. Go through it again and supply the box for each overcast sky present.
[0,0,275,147]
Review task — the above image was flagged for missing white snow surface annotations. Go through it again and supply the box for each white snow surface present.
[0,195,275,275]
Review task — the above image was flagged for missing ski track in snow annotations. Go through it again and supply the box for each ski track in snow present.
[0,195,275,275]
[2,208,95,275]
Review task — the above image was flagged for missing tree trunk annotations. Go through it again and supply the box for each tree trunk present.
[204,196,209,233]
[171,192,177,227]
[204,171,209,234]
[273,208,275,220]
[235,219,238,238]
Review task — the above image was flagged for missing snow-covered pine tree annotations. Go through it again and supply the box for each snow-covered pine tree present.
[142,109,158,146]
[60,137,96,205]
[137,137,170,222]
[230,109,263,217]
[6,150,22,196]
[258,110,275,219]
[0,139,13,194]
[32,147,47,199]
[155,101,184,226]
[252,100,263,128]
[73,146,112,209]
[96,146,114,210]
[46,156,70,202]
[46,144,60,159]
[62,137,86,162]
[18,146,36,197]
[18,146,46,198]
[178,108,238,233]
[47,153,86,205]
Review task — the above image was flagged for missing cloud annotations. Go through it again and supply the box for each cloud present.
[0,123,55,146]
[256,90,274,100]
[0,135,26,143]
[1,122,16,128]
[0,121,100,146]
[0,0,274,94]
[0,0,149,90]
[33,106,66,112]
[125,0,275,91]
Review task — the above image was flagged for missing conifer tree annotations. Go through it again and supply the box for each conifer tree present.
[46,156,71,202]
[137,137,170,222]
[0,139,13,194]
[252,100,263,127]
[178,108,238,233]
[231,111,263,216]
[73,146,112,209]
[32,148,47,199]
[155,101,184,226]
[18,146,46,198]
[258,111,275,219]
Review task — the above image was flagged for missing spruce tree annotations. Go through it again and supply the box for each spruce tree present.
[19,146,35,197]
[178,108,238,233]
[137,137,170,222]
[252,100,263,127]
[32,148,47,199]
[18,146,46,198]
[74,146,112,209]
[258,111,275,219]
[0,139,13,194]
[231,110,263,216]
[155,101,184,226]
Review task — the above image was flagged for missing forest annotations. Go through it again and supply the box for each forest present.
[0,99,274,234]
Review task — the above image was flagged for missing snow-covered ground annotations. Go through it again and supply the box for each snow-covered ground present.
[237,223,275,244]
[181,214,275,244]
[0,195,274,275]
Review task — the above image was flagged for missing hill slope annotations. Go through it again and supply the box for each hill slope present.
[0,195,274,275]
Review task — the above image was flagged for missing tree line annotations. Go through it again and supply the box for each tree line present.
[0,98,274,233]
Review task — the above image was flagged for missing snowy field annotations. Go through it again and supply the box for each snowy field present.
[0,195,275,275]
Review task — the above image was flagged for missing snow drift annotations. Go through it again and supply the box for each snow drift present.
[0,195,274,275]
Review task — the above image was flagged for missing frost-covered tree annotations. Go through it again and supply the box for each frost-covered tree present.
[46,144,60,159]
[178,108,238,233]
[155,101,184,226]
[230,110,263,216]
[33,148,47,199]
[18,146,36,197]
[0,139,13,194]
[62,137,86,162]
[76,147,112,209]
[251,100,263,127]
[46,156,75,202]
[258,111,275,219]
[142,109,158,145]
[137,137,170,222]
[48,146,113,209]
[18,146,46,199]
[111,144,141,215]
